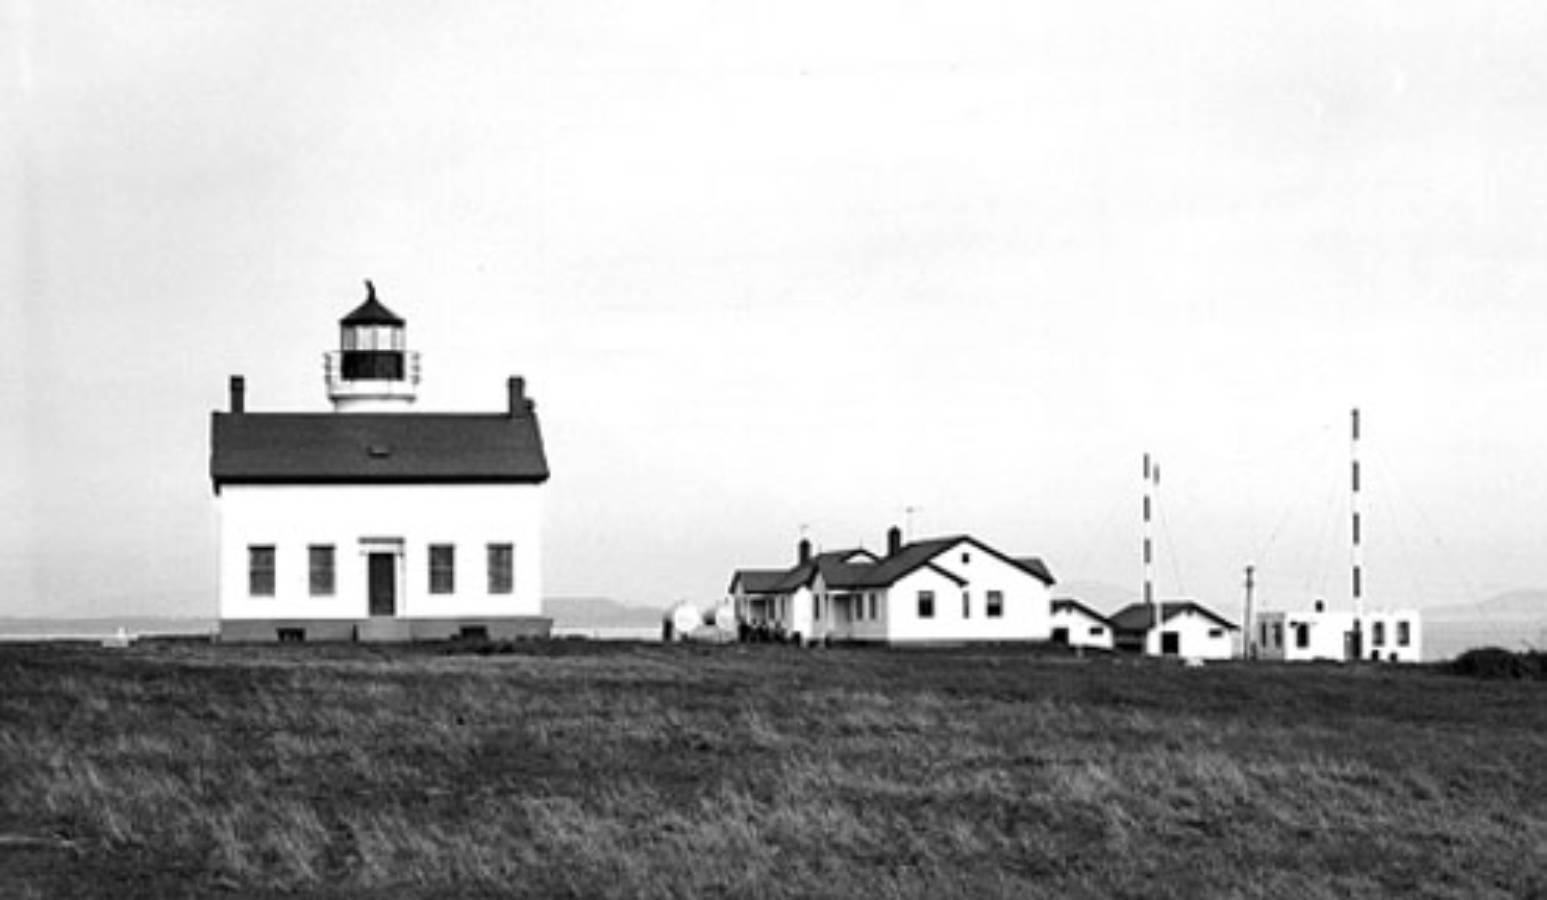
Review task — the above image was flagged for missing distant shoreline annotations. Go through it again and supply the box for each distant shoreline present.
[2,617,1542,661]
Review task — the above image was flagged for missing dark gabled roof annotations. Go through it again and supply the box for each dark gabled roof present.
[730,534,1055,596]
[729,569,787,595]
[771,549,875,593]
[852,535,1057,589]
[210,411,548,491]
[1051,597,1113,625]
[341,281,405,326]
[1014,556,1056,586]
[1109,601,1238,633]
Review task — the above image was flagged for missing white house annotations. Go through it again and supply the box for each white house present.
[1050,598,1115,651]
[1110,600,1237,660]
[730,528,1056,645]
[210,282,551,643]
[1255,602,1423,663]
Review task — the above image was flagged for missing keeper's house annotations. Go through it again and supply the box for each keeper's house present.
[730,527,1056,645]
[209,282,551,643]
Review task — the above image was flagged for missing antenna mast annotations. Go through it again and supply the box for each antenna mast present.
[1143,453,1159,642]
[1350,407,1365,657]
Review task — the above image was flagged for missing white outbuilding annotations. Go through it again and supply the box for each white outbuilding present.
[1050,598,1115,651]
[1255,602,1422,663]
[1110,600,1238,660]
[209,282,552,643]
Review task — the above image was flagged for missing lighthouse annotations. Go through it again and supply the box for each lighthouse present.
[210,280,551,643]
[324,280,421,412]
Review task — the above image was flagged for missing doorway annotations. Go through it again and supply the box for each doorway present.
[1160,632,1180,655]
[368,553,396,617]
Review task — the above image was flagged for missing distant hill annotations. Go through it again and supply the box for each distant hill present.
[1424,590,1547,621]
[1054,581,1137,615]
[544,597,668,630]
[1419,590,1547,659]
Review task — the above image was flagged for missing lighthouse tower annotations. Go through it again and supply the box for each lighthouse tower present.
[324,280,421,412]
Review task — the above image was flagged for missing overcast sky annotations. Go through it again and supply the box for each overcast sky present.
[5,1,1547,619]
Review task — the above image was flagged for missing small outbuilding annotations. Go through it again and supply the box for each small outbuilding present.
[1049,598,1115,651]
[1110,600,1237,660]
[1255,603,1422,663]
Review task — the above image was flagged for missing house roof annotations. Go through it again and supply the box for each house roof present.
[1013,556,1057,586]
[1109,601,1238,633]
[730,534,1055,596]
[1051,597,1113,625]
[341,281,405,326]
[769,549,876,593]
[210,411,548,491]
[729,569,787,595]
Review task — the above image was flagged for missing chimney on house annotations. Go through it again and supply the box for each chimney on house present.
[507,376,531,415]
[887,525,903,555]
[798,537,812,565]
[229,376,245,414]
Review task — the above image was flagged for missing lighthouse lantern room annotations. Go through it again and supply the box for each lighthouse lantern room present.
[324,280,421,412]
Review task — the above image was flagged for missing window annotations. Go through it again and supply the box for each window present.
[917,590,935,619]
[1089,626,1105,637]
[961,552,971,565]
[1260,623,1270,647]
[1208,627,1224,639]
[962,591,970,618]
[1372,621,1386,646]
[487,543,513,594]
[1397,620,1411,647]
[248,546,275,596]
[868,593,877,620]
[429,544,455,594]
[815,595,822,621]
[986,590,1004,618]
[1295,623,1310,649]
[308,545,335,596]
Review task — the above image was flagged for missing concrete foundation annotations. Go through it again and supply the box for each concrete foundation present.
[218,616,553,644]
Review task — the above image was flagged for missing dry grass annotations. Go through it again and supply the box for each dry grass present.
[0,641,1544,897]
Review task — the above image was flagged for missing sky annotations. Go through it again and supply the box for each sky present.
[5,1,1547,619]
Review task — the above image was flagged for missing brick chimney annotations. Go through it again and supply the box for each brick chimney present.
[798,537,812,565]
[507,376,532,415]
[229,376,245,414]
[887,526,903,555]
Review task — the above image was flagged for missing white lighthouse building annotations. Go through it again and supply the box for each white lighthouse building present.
[210,282,551,643]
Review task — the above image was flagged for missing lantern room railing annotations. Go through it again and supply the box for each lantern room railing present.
[323,351,421,398]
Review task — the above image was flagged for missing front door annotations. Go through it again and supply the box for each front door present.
[368,553,396,617]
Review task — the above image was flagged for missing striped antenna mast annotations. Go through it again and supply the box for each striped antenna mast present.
[1350,408,1364,621]
[1143,453,1160,637]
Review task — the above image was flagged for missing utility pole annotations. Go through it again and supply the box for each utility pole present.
[1243,564,1256,659]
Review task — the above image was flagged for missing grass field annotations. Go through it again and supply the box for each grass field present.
[1,641,1544,898]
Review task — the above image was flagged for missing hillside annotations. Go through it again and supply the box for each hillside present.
[1,642,1543,897]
